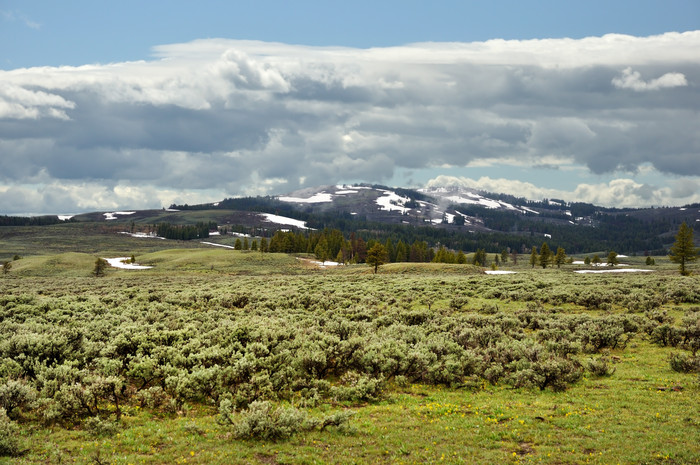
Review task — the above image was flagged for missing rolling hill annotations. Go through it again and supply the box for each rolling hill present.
[4,184,699,255]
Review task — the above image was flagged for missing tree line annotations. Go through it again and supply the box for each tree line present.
[155,222,217,240]
[0,215,64,226]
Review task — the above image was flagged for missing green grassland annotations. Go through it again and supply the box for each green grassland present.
[0,227,699,464]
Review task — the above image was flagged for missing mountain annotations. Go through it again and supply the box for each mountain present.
[36,183,700,255]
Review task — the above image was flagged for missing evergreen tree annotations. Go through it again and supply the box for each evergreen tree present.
[669,222,698,276]
[592,254,601,265]
[243,237,249,250]
[315,238,330,263]
[395,240,408,263]
[529,248,538,268]
[366,244,389,274]
[354,237,367,263]
[234,238,243,250]
[93,258,108,277]
[584,256,591,265]
[539,243,552,268]
[472,249,487,267]
[251,239,258,251]
[607,251,619,267]
[554,247,567,268]
[456,250,467,264]
[260,237,268,253]
[2,261,11,275]
[501,249,509,264]
[385,238,395,263]
[433,246,456,264]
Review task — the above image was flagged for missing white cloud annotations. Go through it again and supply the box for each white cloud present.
[0,82,75,119]
[1,9,40,30]
[426,175,700,208]
[1,32,699,213]
[612,67,688,91]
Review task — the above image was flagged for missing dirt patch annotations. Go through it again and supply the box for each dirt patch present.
[516,442,535,456]
[255,452,279,464]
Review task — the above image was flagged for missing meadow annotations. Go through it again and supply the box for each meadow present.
[0,227,699,464]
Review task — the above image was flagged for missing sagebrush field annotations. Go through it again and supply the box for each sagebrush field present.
[0,227,699,464]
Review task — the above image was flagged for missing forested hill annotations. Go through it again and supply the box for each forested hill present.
[11,184,698,256]
[165,184,699,255]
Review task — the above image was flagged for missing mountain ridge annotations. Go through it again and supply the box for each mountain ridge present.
[3,183,698,255]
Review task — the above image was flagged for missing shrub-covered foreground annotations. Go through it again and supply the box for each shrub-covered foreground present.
[0,267,699,463]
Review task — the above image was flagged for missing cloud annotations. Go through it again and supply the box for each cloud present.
[612,67,688,91]
[0,83,75,119]
[1,32,700,213]
[1,9,40,30]
[426,175,700,208]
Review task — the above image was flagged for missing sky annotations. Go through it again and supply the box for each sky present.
[1,0,699,214]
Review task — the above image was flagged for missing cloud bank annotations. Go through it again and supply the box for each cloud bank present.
[1,32,699,213]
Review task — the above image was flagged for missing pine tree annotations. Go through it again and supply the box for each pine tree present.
[385,238,395,263]
[607,251,619,267]
[395,240,408,263]
[554,247,567,268]
[366,244,389,274]
[93,258,108,277]
[669,222,697,276]
[539,243,552,268]
[529,248,538,268]
[456,250,467,264]
[315,238,330,264]
[472,249,487,267]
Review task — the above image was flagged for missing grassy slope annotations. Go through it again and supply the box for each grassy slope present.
[1,227,698,464]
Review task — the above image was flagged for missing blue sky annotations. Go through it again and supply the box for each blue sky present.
[3,0,699,69]
[1,1,699,213]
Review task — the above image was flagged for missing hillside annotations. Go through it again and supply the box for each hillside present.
[3,184,699,256]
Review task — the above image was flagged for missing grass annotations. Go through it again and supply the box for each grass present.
[7,353,698,464]
[1,226,699,464]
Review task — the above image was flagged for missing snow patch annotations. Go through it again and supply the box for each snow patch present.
[431,213,455,224]
[104,211,135,220]
[278,192,333,203]
[201,241,236,249]
[376,190,411,214]
[485,270,517,275]
[575,268,652,274]
[260,213,310,229]
[58,215,74,221]
[104,257,152,270]
[119,232,165,240]
[335,190,358,195]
